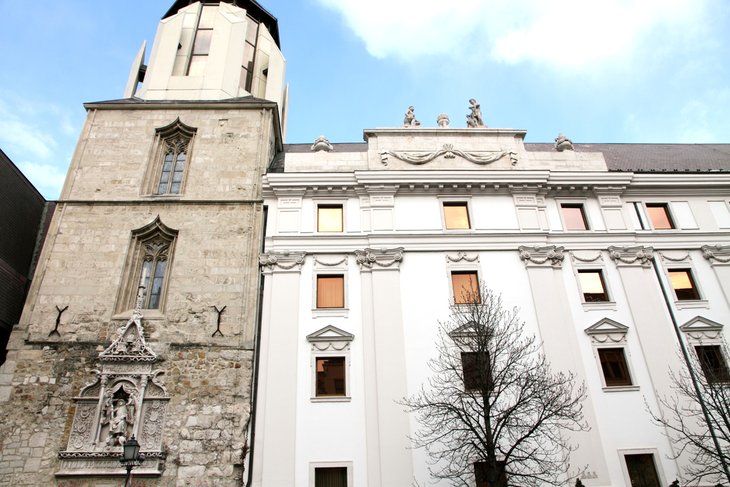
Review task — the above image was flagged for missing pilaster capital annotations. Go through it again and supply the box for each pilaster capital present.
[702,245,730,266]
[607,246,654,268]
[259,251,306,273]
[355,247,403,270]
[518,245,564,268]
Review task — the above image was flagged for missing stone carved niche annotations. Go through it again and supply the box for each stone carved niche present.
[57,307,168,477]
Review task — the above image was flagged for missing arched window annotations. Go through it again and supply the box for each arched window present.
[147,118,196,196]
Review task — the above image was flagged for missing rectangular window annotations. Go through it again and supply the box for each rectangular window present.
[461,352,492,392]
[315,357,346,397]
[624,454,661,487]
[696,345,730,383]
[598,348,632,387]
[316,275,345,308]
[561,203,589,230]
[451,271,480,304]
[315,466,348,487]
[474,461,506,487]
[318,204,343,232]
[578,270,609,302]
[632,202,648,230]
[443,202,471,230]
[668,269,700,300]
[646,203,674,230]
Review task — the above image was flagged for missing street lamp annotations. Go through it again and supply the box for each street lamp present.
[119,436,145,487]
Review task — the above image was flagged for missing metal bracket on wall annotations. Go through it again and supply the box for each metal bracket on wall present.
[212,305,226,337]
[49,305,68,337]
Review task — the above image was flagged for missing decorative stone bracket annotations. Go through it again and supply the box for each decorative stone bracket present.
[355,248,404,270]
[702,244,730,265]
[607,246,654,267]
[518,246,565,268]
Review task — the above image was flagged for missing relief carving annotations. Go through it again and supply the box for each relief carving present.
[259,251,306,272]
[355,247,404,269]
[702,244,730,265]
[608,246,654,267]
[518,246,565,268]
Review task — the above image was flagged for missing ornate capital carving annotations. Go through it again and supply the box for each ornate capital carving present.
[608,246,654,267]
[259,251,306,273]
[355,247,403,270]
[702,244,730,265]
[518,246,564,268]
[446,252,479,263]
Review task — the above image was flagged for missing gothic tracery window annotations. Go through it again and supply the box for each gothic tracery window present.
[148,118,196,196]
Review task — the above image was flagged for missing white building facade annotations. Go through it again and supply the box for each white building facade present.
[252,128,730,486]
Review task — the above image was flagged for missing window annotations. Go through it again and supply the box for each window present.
[117,217,177,314]
[598,348,632,387]
[148,118,196,196]
[561,203,589,230]
[474,461,506,487]
[443,201,471,230]
[696,345,730,383]
[314,467,348,487]
[318,204,343,232]
[240,15,259,92]
[578,270,609,302]
[461,352,492,393]
[188,5,217,76]
[624,454,661,487]
[316,275,345,308]
[451,271,480,304]
[668,269,700,300]
[646,203,674,230]
[316,357,346,397]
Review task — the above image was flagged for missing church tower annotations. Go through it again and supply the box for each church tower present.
[0,1,284,485]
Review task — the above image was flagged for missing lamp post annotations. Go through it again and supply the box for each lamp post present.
[119,436,145,487]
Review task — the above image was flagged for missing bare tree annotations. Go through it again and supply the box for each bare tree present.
[649,344,730,485]
[402,283,588,487]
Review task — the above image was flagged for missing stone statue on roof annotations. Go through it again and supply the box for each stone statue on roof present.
[403,106,421,128]
[436,113,450,128]
[466,98,485,128]
[311,135,334,152]
[554,133,574,152]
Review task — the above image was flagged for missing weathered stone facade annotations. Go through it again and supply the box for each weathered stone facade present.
[0,100,280,485]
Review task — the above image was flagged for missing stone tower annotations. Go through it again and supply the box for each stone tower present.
[0,1,285,485]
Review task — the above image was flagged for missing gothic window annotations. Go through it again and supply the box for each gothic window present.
[146,118,196,196]
[117,217,178,314]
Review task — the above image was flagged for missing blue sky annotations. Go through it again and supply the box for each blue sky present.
[1,0,729,199]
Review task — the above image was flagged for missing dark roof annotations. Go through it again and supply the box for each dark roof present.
[284,143,368,153]
[526,143,730,172]
[163,0,280,47]
[84,96,277,107]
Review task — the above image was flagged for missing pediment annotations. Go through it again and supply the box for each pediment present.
[307,325,354,343]
[585,318,629,344]
[99,316,157,362]
[680,316,724,341]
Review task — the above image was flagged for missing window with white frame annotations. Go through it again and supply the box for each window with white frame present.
[443,201,471,230]
[585,319,638,391]
[577,269,610,302]
[560,202,590,230]
[680,316,729,384]
[317,203,344,232]
[307,325,353,402]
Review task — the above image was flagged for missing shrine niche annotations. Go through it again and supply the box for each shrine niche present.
[57,303,168,477]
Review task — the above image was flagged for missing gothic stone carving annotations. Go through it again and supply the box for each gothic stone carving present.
[58,308,168,477]
[518,246,565,268]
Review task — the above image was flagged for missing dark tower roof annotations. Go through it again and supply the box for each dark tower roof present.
[163,0,280,47]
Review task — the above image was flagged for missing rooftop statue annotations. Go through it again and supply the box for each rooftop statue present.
[554,132,574,152]
[466,98,486,128]
[403,106,421,128]
[311,135,334,152]
[437,113,450,128]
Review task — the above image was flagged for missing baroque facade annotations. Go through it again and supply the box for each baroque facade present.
[254,128,730,486]
[0,1,285,485]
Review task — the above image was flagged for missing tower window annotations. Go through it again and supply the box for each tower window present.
[187,5,218,76]
[148,119,196,196]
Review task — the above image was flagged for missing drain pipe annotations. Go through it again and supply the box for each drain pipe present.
[650,254,730,483]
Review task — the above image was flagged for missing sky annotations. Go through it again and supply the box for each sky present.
[1,0,729,199]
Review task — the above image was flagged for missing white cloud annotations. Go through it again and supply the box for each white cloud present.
[15,160,67,199]
[315,0,709,69]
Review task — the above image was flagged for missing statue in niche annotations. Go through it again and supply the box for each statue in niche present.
[101,390,135,447]
[403,106,421,127]
[554,132,574,151]
[436,113,450,128]
[466,98,486,128]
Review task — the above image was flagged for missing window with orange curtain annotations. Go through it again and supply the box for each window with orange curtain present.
[443,202,471,229]
[451,271,480,304]
[317,204,343,232]
[316,275,345,308]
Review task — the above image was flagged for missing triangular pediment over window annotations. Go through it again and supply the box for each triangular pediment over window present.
[585,318,629,344]
[680,316,724,341]
[307,325,353,352]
